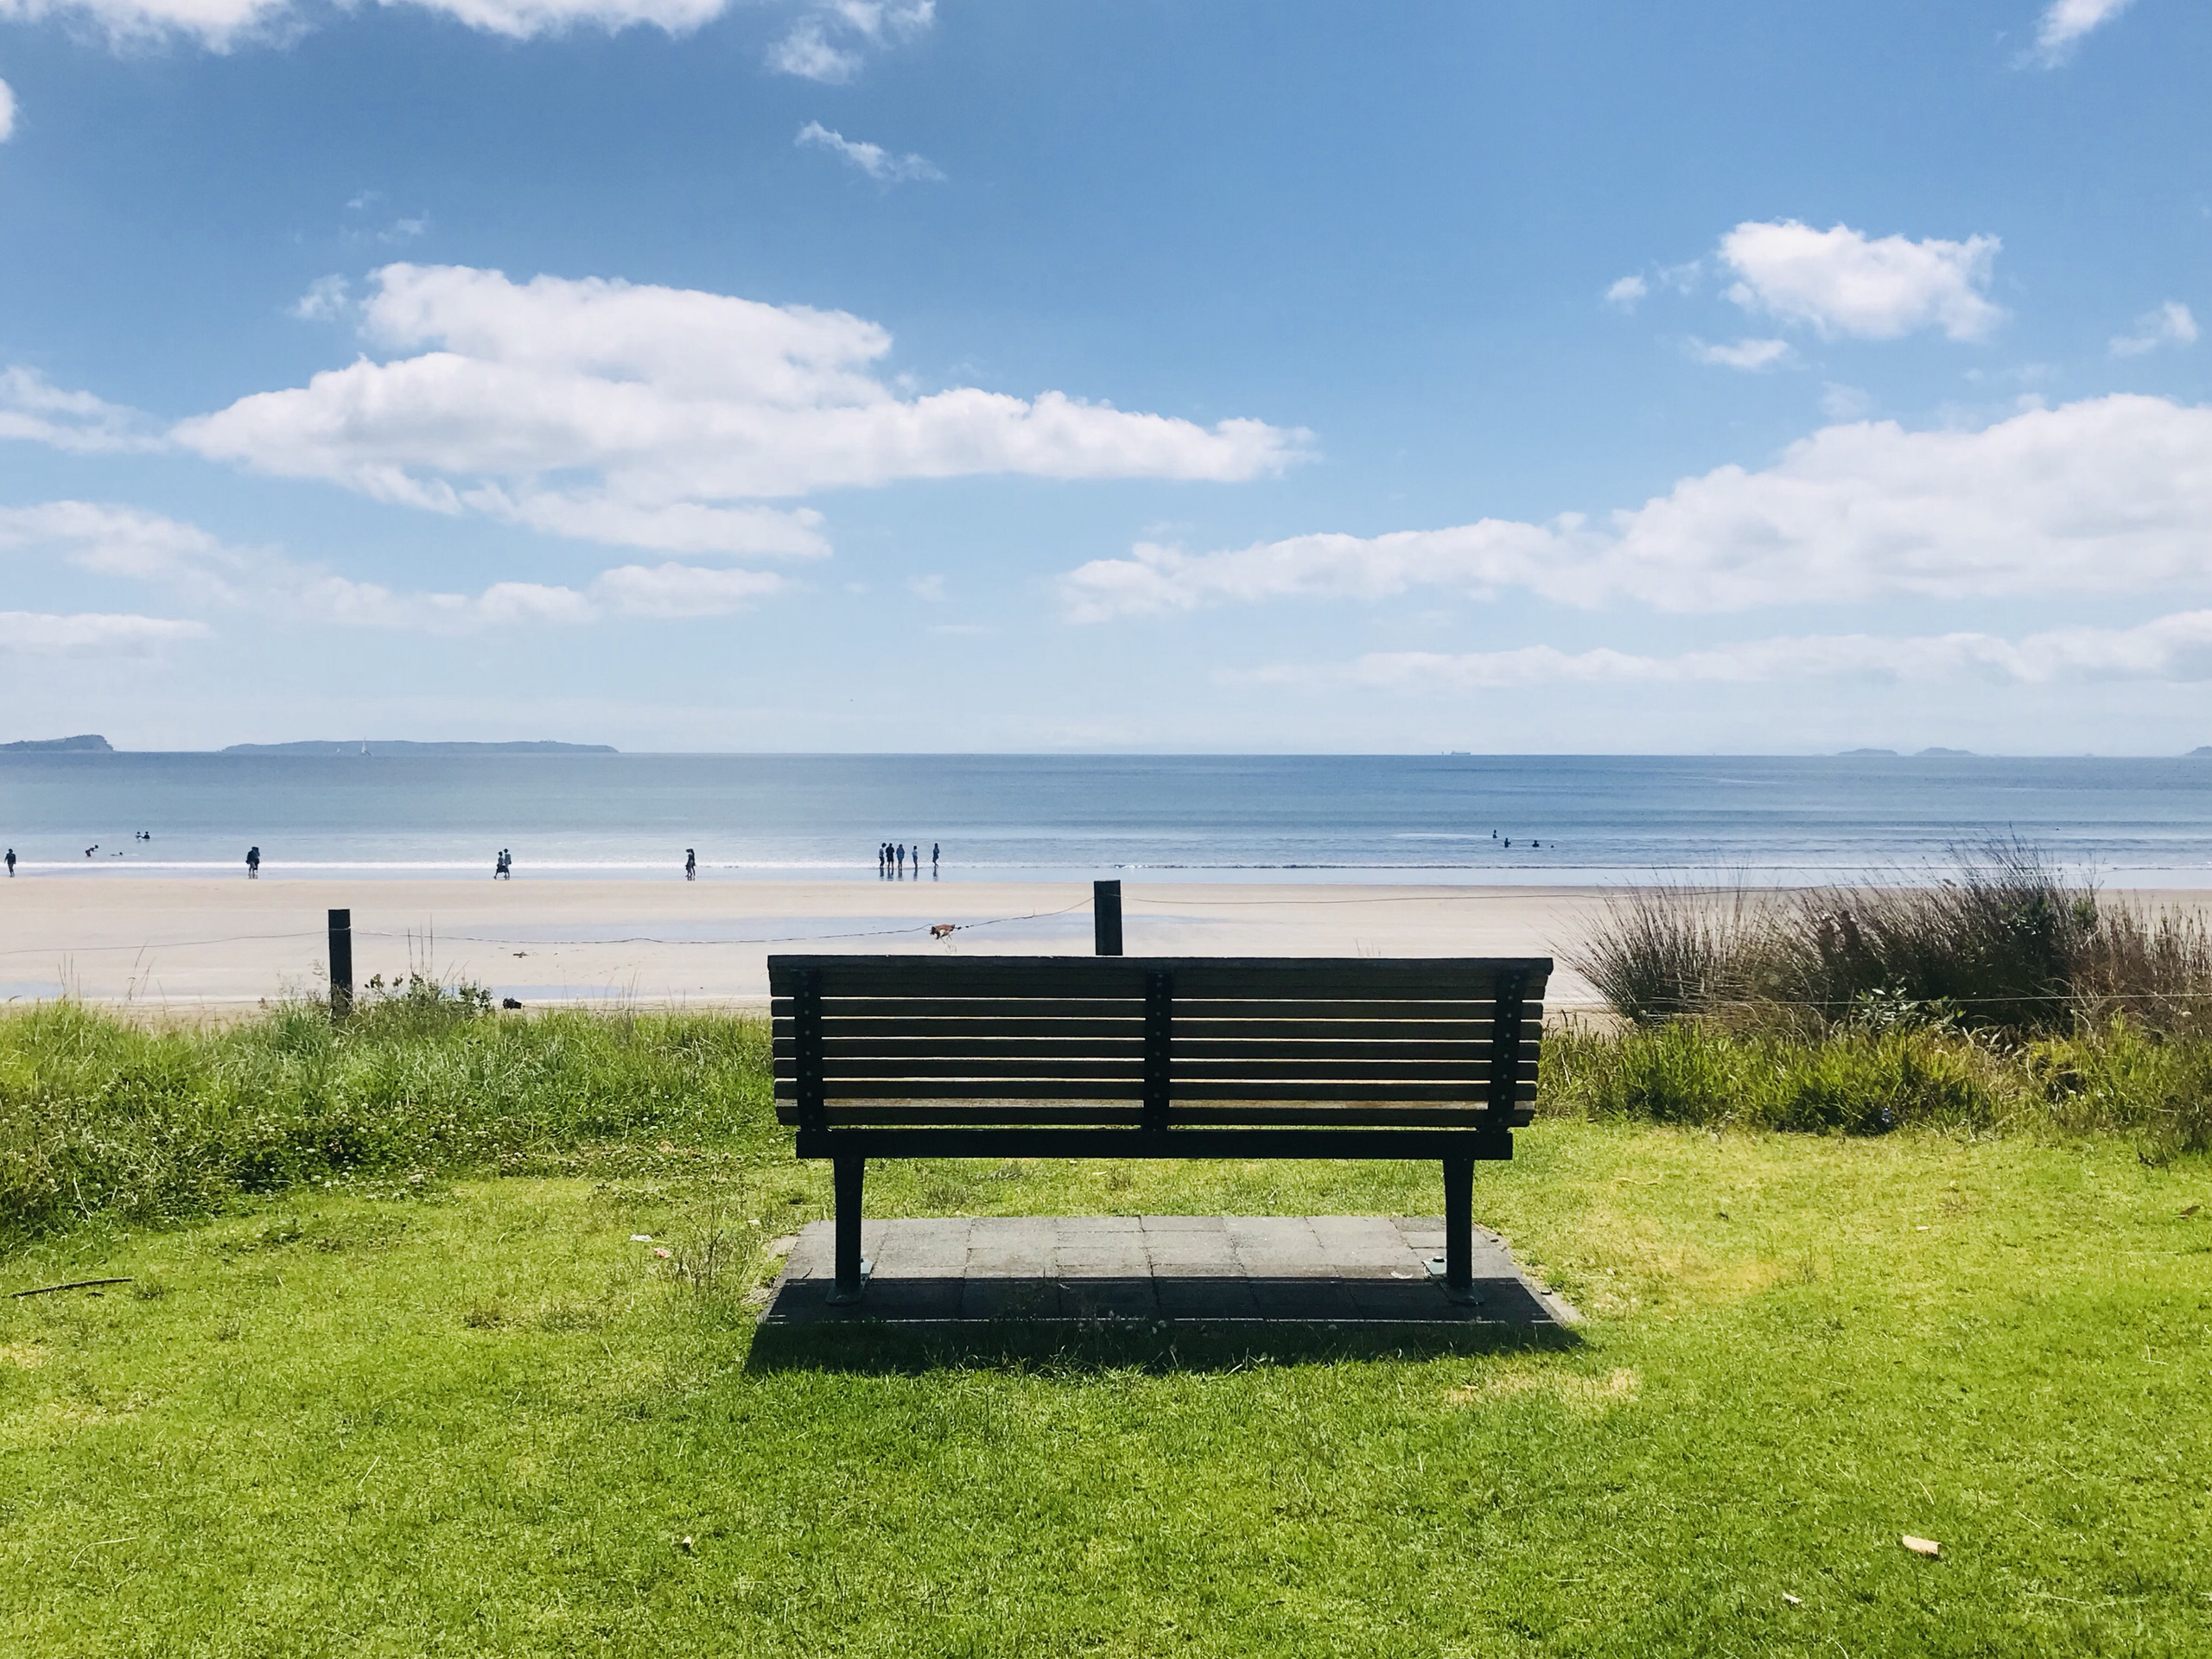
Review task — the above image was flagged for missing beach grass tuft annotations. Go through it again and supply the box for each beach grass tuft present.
[1571,840,2212,1037]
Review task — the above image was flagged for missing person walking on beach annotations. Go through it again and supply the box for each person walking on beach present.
[685,848,696,881]
[494,849,512,880]
[4,849,14,877]
[931,841,939,875]
[245,845,260,879]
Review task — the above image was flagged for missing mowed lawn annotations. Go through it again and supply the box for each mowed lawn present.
[3,1124,2209,1657]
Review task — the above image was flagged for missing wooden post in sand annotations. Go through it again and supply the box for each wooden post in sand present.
[1093,880,1122,957]
[327,908,353,1019]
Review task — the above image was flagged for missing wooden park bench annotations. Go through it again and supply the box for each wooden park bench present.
[770,953,1552,1305]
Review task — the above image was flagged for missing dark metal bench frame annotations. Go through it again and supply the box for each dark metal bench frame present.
[771,954,1551,1304]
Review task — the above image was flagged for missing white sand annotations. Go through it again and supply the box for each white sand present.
[18,875,2205,1018]
[0,876,1624,1014]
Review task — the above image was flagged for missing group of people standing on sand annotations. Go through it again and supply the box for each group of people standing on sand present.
[879,841,938,878]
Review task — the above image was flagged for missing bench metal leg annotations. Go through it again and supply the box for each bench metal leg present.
[1441,1154,1477,1301]
[830,1154,870,1304]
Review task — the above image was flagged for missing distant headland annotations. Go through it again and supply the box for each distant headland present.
[0,734,114,753]
[219,740,619,755]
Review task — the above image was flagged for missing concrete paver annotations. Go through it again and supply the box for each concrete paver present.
[765,1214,1575,1329]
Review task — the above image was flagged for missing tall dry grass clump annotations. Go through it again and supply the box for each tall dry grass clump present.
[1573,841,2212,1037]
[1561,842,2212,1156]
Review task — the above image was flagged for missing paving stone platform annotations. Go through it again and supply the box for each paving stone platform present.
[758,1216,1575,1328]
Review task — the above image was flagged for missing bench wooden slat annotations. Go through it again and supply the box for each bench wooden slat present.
[1173,1018,1497,1039]
[777,1079,1149,1100]
[772,955,1541,1000]
[791,1065,1141,1092]
[775,1016,1145,1041]
[772,1035,1507,1065]
[772,997,1142,1020]
[771,1016,1509,1046]
[775,1103,1521,1128]
[772,1052,1541,1077]
[773,1078,1529,1103]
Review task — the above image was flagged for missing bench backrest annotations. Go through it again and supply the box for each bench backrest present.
[769,955,1549,1131]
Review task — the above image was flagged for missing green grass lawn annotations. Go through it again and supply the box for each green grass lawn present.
[5,1123,2209,1656]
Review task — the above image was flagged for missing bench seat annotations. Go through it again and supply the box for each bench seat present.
[770,954,1550,1303]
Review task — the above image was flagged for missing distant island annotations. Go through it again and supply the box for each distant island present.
[1,734,114,753]
[2191,747,2212,758]
[220,740,619,756]
[1840,747,1981,760]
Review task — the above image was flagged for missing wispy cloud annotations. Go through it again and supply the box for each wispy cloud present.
[1247,606,2212,690]
[1245,609,2212,693]
[0,499,786,634]
[2112,301,2198,358]
[290,275,352,322]
[0,367,163,454]
[767,0,933,83]
[1603,275,1647,311]
[796,121,944,183]
[2033,0,2136,65]
[0,610,207,656]
[0,77,17,142]
[0,0,746,51]
[1688,336,1791,372]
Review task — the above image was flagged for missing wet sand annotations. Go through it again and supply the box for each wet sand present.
[0,876,1625,1014]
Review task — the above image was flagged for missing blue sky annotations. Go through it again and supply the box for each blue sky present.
[0,0,2207,753]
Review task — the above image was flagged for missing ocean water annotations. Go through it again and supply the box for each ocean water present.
[3,752,2212,885]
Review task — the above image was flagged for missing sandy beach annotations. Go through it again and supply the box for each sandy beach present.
[0,876,1629,1014]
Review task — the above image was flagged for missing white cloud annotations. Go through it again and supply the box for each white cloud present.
[905,572,945,601]
[0,0,730,47]
[1059,394,2212,620]
[768,0,932,82]
[1604,275,1647,310]
[769,21,857,79]
[0,499,782,632]
[0,367,162,453]
[171,264,1302,556]
[0,0,289,48]
[2034,0,2135,64]
[591,561,782,617]
[378,0,727,38]
[2112,301,2198,358]
[1251,609,2212,692]
[1820,384,1874,420]
[290,275,352,322]
[796,121,943,183]
[0,609,207,656]
[1720,219,2004,341]
[1689,336,1791,372]
[0,77,16,142]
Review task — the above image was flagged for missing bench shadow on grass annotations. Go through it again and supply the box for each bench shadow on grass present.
[743,1274,1581,1375]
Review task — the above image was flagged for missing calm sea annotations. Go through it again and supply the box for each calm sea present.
[3,753,2211,885]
